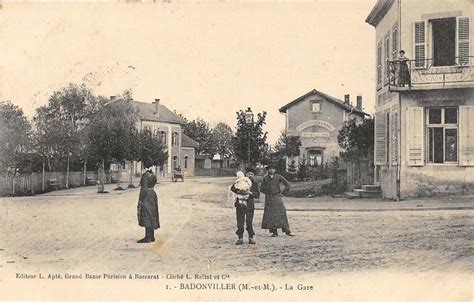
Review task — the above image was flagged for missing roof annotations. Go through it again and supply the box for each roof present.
[131,101,187,125]
[181,133,199,148]
[365,0,395,27]
[278,89,369,116]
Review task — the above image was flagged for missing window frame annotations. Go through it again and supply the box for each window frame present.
[310,100,322,113]
[425,107,459,164]
[377,40,383,89]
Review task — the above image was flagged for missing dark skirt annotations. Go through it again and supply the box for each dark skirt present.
[137,189,160,229]
[261,194,289,230]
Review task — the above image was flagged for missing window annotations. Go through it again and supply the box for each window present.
[311,101,321,113]
[160,131,167,143]
[377,41,382,86]
[431,18,456,67]
[308,150,323,166]
[184,156,188,169]
[173,156,178,169]
[426,108,458,163]
[384,32,390,84]
[172,132,179,145]
[392,23,398,60]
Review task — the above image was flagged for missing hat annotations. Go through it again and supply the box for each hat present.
[245,167,256,174]
[266,163,277,169]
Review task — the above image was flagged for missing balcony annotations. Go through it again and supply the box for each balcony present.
[388,56,474,91]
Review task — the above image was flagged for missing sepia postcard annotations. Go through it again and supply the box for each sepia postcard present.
[0,0,473,301]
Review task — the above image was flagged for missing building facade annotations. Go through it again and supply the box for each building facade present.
[132,99,198,177]
[366,0,474,198]
[279,89,369,167]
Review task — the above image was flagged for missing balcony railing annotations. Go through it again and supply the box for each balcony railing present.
[388,56,474,90]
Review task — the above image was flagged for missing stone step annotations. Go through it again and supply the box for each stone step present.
[361,184,382,192]
[354,189,381,198]
[344,192,360,199]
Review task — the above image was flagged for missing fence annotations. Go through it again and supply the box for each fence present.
[195,168,238,177]
[341,158,374,191]
[0,170,122,197]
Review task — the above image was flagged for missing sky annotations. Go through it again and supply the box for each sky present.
[0,1,377,144]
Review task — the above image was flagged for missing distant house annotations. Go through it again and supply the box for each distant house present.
[279,89,369,167]
[130,99,198,177]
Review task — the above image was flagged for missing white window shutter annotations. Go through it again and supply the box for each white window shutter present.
[457,17,470,65]
[413,21,426,68]
[375,112,387,165]
[391,111,398,165]
[459,106,474,166]
[406,107,424,166]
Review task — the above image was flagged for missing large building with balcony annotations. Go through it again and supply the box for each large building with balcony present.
[279,89,369,167]
[366,0,474,198]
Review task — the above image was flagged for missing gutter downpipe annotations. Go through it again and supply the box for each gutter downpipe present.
[396,0,402,201]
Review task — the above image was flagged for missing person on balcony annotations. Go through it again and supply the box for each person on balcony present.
[398,50,411,87]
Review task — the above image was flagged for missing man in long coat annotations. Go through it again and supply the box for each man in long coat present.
[260,165,294,237]
[137,168,160,243]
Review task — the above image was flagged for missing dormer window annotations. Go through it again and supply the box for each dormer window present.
[311,101,321,113]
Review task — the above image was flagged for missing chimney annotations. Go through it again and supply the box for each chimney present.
[356,95,363,110]
[110,95,116,101]
[152,99,160,116]
[344,94,350,105]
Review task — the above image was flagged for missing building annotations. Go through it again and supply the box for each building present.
[279,89,369,167]
[366,0,474,198]
[132,99,198,177]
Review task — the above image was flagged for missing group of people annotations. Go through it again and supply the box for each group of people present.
[135,164,294,245]
[230,165,294,245]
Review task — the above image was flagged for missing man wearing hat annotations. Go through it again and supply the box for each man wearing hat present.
[260,164,294,237]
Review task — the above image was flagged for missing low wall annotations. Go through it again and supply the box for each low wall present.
[0,170,123,197]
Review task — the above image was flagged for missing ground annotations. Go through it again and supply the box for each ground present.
[0,177,473,301]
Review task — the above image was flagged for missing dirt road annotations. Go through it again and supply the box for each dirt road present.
[0,177,472,301]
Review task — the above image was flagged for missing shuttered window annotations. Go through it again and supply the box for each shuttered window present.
[391,111,398,165]
[384,32,390,84]
[457,17,470,65]
[392,23,399,60]
[406,107,424,166]
[459,106,474,166]
[375,112,387,165]
[377,41,382,87]
[414,21,426,68]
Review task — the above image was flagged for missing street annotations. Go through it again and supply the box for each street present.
[0,177,473,301]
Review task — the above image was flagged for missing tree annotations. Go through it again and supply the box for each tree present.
[337,117,374,161]
[274,132,302,158]
[138,129,168,169]
[232,108,268,166]
[183,118,217,157]
[337,117,374,188]
[212,122,234,163]
[87,97,138,192]
[0,101,33,175]
[33,83,98,175]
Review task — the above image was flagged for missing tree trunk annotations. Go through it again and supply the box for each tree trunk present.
[129,161,134,187]
[42,161,45,192]
[117,162,122,189]
[83,158,87,186]
[66,153,70,189]
[98,159,105,193]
